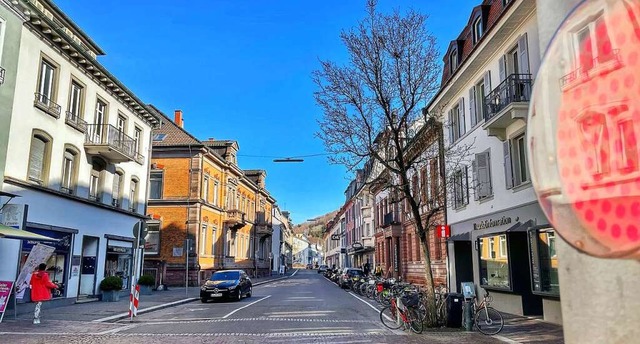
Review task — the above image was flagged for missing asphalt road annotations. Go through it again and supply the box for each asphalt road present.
[0,270,497,343]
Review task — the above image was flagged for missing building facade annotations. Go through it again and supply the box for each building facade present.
[427,0,561,323]
[0,0,160,302]
[272,206,293,273]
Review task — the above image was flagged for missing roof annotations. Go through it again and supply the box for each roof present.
[147,105,202,147]
[42,0,105,55]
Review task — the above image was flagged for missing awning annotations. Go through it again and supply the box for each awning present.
[507,219,535,233]
[0,224,59,241]
[448,231,471,242]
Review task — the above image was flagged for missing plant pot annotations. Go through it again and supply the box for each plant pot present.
[101,290,120,302]
[139,285,153,295]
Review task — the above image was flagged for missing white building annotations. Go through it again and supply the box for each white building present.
[0,0,160,303]
[271,206,293,273]
[427,0,561,323]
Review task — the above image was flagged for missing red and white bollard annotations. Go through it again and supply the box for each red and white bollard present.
[129,284,140,320]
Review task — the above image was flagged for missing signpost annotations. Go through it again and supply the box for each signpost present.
[129,220,146,322]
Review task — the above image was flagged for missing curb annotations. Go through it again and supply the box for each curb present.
[95,270,298,323]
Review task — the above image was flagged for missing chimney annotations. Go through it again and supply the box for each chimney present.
[174,110,184,128]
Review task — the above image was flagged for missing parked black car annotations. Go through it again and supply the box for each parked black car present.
[338,268,364,288]
[200,270,252,302]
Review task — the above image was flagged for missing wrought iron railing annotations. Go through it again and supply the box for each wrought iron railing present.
[34,93,62,118]
[65,111,88,133]
[85,124,137,160]
[382,212,400,227]
[483,73,533,122]
[560,50,622,87]
[0,66,5,85]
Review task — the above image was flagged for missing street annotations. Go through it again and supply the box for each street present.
[0,270,499,344]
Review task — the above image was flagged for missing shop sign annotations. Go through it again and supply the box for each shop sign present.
[473,216,513,231]
[107,246,132,254]
[436,225,450,238]
[22,228,72,252]
[0,281,13,313]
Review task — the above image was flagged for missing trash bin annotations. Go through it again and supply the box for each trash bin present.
[445,292,464,328]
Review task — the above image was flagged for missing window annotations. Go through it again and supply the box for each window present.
[61,148,78,194]
[213,180,220,206]
[227,230,236,257]
[529,228,559,295]
[211,226,217,257]
[450,49,458,74]
[618,120,638,171]
[144,223,160,255]
[27,132,52,185]
[472,151,493,200]
[365,223,370,237]
[411,174,419,203]
[202,174,210,202]
[129,178,139,212]
[112,171,123,207]
[453,166,469,209]
[200,223,208,255]
[470,75,488,127]
[473,17,483,44]
[90,100,107,143]
[573,15,613,72]
[429,159,439,207]
[479,234,510,289]
[68,81,84,119]
[117,115,127,139]
[134,127,142,154]
[448,99,466,143]
[36,58,56,107]
[512,134,529,186]
[89,158,106,201]
[149,171,163,199]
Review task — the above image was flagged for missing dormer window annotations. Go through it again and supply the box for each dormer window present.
[473,17,483,44]
[450,49,458,74]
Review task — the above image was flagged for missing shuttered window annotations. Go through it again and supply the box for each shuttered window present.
[28,135,49,185]
[61,149,76,193]
[472,151,493,200]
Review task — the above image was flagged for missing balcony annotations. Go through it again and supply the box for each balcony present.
[255,221,273,237]
[85,124,140,163]
[34,93,61,119]
[560,50,623,91]
[225,209,246,230]
[65,111,87,133]
[381,212,402,237]
[0,66,5,85]
[482,74,532,140]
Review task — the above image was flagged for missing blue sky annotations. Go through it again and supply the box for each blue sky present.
[54,0,479,224]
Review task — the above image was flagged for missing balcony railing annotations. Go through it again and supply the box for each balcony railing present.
[0,66,5,85]
[225,209,246,230]
[34,93,61,118]
[382,212,401,228]
[65,111,88,133]
[560,50,622,88]
[484,74,532,122]
[85,124,138,163]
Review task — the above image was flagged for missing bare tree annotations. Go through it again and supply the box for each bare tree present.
[313,0,473,327]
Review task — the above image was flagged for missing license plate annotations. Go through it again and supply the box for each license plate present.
[211,293,223,297]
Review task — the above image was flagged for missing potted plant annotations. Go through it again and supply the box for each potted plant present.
[137,275,155,295]
[99,276,123,302]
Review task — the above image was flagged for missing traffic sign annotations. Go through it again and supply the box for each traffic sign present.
[133,221,148,246]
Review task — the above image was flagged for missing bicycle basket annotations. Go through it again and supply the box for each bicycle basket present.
[401,293,420,308]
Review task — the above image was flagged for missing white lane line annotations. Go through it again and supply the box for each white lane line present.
[222,295,272,319]
[96,324,138,335]
[347,292,405,335]
[92,297,197,322]
[291,269,299,277]
[493,335,522,343]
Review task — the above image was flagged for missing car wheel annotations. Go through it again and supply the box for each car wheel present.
[246,286,252,298]
[236,289,242,302]
[200,298,208,303]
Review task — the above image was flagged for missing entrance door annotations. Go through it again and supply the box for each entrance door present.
[454,241,474,293]
[78,236,99,296]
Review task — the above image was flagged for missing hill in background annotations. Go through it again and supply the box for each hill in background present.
[294,210,338,241]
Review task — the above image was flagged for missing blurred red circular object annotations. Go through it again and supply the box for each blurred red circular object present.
[529,0,640,259]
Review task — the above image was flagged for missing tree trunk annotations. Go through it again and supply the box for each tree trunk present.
[419,233,437,327]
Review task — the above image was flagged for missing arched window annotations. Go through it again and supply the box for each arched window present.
[112,169,124,207]
[61,145,80,194]
[450,49,458,74]
[28,130,52,185]
[89,157,106,201]
[129,177,140,212]
[473,17,483,44]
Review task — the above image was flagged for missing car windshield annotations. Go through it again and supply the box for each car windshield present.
[210,271,240,281]
[348,270,363,276]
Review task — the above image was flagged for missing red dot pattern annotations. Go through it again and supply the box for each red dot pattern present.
[551,1,640,253]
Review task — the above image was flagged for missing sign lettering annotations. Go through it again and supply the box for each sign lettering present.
[473,216,512,230]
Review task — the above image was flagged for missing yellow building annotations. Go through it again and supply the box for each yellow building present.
[143,107,275,286]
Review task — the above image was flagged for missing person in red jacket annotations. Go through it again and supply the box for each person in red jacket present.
[30,263,58,324]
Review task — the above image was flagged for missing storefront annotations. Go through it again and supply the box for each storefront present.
[104,235,134,290]
[20,223,77,300]
[447,201,562,324]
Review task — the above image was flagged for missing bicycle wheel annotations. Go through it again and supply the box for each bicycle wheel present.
[407,308,424,334]
[380,306,403,330]
[474,306,504,335]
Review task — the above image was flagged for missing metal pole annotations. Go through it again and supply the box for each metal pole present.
[185,238,189,297]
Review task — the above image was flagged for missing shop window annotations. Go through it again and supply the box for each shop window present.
[528,227,560,296]
[479,234,511,289]
[105,243,132,290]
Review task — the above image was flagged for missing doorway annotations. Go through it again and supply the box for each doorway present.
[78,235,99,296]
[454,241,474,293]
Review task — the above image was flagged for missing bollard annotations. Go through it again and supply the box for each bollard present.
[463,300,474,331]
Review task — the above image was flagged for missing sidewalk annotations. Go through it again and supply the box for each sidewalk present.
[1,269,297,323]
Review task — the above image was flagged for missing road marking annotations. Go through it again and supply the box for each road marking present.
[96,324,139,335]
[291,269,299,277]
[494,335,522,343]
[92,297,198,322]
[222,295,271,319]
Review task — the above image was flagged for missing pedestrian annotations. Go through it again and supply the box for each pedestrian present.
[30,263,58,324]
[363,260,371,276]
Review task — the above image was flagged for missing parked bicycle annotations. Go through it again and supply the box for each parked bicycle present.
[379,292,423,334]
[471,290,504,335]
